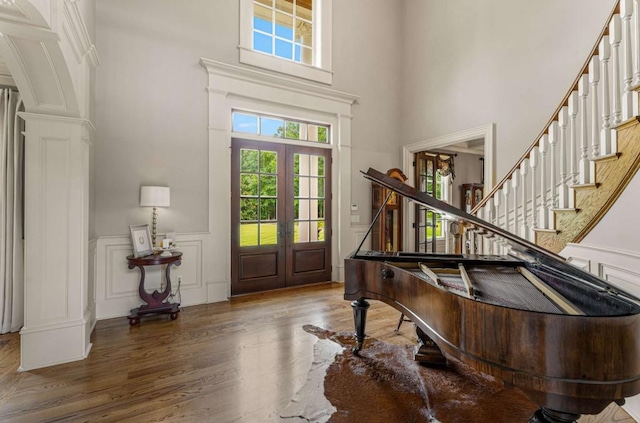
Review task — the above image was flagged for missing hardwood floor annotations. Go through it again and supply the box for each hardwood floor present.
[0,283,634,422]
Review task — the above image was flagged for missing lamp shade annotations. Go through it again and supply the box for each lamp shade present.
[140,186,170,207]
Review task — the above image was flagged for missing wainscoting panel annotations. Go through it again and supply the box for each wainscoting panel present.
[560,242,640,421]
[95,233,210,320]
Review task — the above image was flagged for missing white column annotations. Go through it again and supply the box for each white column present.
[520,159,529,240]
[621,0,634,120]
[568,91,579,185]
[611,14,623,125]
[538,135,549,229]
[600,36,613,156]
[578,75,593,184]
[20,113,93,371]
[589,56,601,158]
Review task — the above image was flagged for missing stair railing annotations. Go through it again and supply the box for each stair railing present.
[469,0,639,253]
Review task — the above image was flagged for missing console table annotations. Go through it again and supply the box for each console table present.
[126,251,182,325]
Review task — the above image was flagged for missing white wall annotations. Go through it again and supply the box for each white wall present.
[95,0,401,238]
[93,1,402,313]
[400,0,616,180]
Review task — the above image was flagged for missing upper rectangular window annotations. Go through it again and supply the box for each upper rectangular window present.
[253,0,313,65]
[239,0,333,84]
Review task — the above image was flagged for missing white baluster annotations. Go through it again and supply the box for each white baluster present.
[611,14,623,125]
[530,148,539,237]
[600,36,613,156]
[589,56,601,157]
[568,91,579,185]
[494,191,502,254]
[538,136,549,229]
[520,159,529,240]
[485,202,493,254]
[557,107,573,208]
[503,182,511,238]
[622,0,634,120]
[511,172,520,237]
[548,122,559,212]
[578,74,593,184]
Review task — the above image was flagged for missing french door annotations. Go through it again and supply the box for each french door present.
[231,138,332,295]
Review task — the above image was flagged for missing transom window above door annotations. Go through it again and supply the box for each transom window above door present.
[239,0,333,84]
[232,111,329,144]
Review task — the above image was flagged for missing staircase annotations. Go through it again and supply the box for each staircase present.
[471,0,640,255]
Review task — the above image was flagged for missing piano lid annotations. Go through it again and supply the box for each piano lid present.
[361,167,640,301]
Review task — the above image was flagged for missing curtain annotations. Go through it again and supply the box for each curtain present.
[0,89,23,334]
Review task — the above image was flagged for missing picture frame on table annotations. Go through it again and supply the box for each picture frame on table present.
[129,224,153,258]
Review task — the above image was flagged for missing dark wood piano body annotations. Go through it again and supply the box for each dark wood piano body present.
[345,168,640,422]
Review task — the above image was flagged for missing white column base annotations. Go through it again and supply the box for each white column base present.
[19,316,92,371]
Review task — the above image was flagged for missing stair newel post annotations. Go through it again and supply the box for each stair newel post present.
[568,91,579,186]
[589,56,601,158]
[610,14,623,126]
[539,135,550,230]
[599,36,613,156]
[520,159,529,240]
[511,171,520,237]
[578,74,593,185]
[621,0,634,120]
[530,147,539,239]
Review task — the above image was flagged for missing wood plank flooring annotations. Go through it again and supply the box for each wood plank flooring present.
[0,283,634,422]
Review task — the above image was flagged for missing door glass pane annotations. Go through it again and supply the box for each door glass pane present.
[240,223,258,247]
[315,177,324,197]
[295,176,310,198]
[241,174,258,196]
[260,151,277,173]
[259,223,277,245]
[240,199,258,221]
[260,175,277,196]
[294,221,309,243]
[260,199,277,220]
[293,152,326,244]
[241,149,259,172]
[316,200,324,218]
[315,221,325,241]
[239,147,279,247]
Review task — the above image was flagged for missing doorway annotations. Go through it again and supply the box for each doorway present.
[231,138,332,295]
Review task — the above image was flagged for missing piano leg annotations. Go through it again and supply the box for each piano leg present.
[351,298,370,355]
[529,408,580,423]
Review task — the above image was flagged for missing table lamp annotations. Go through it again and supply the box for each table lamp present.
[140,186,170,247]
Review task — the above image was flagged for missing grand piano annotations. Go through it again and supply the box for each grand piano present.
[344,168,640,423]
